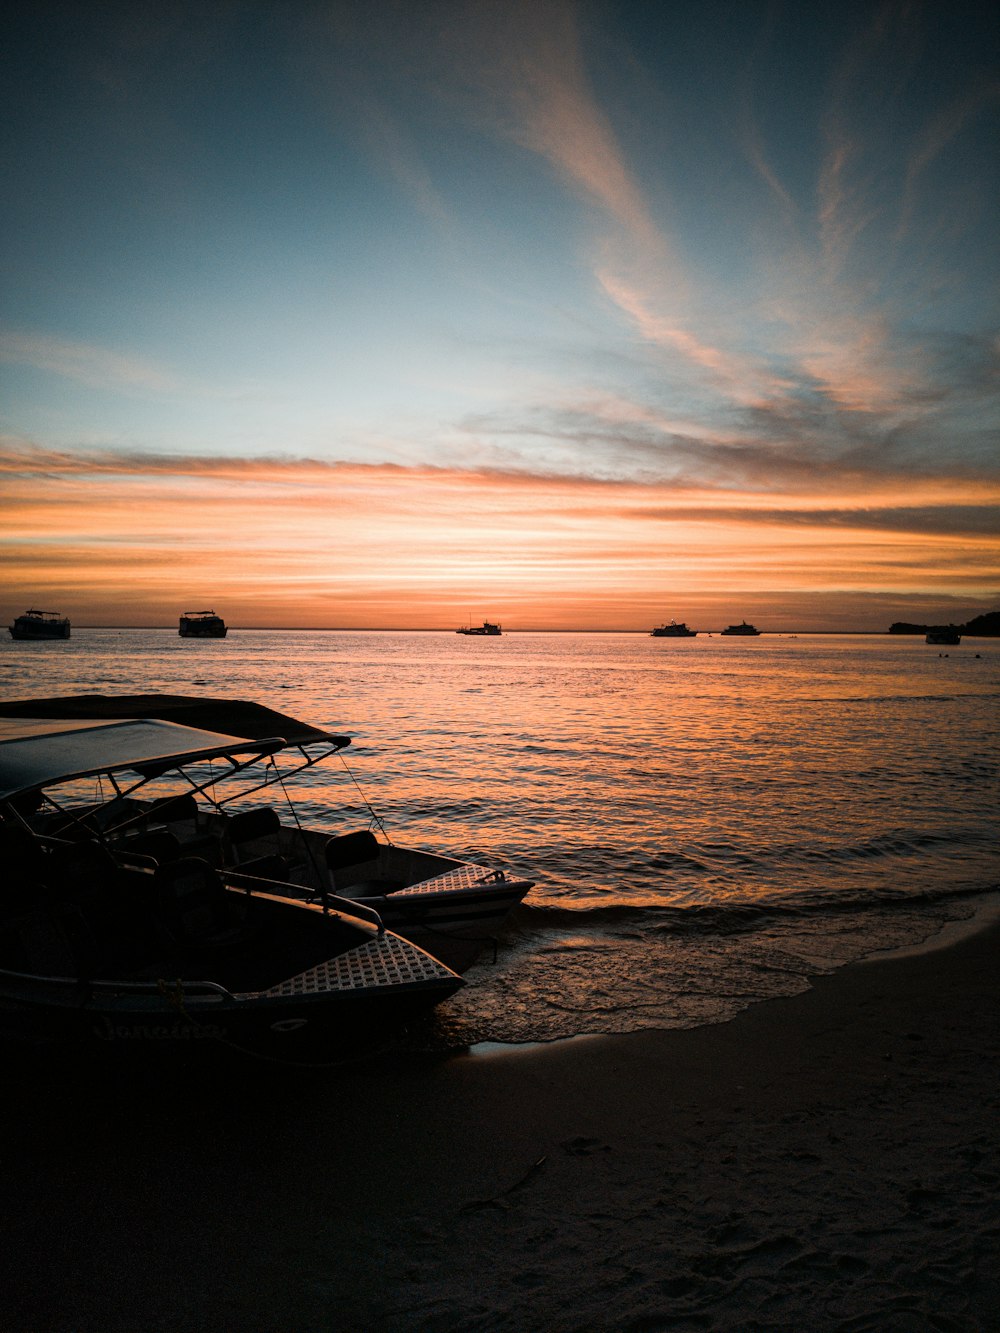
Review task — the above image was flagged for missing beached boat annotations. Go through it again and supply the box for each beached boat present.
[720,621,761,636]
[0,695,535,974]
[456,621,502,636]
[925,627,961,645]
[9,610,71,641]
[651,621,697,638]
[179,611,227,638]
[0,714,463,1061]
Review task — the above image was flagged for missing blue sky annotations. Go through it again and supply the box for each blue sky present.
[2,0,998,628]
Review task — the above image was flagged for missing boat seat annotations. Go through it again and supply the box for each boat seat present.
[226,807,290,878]
[324,830,387,896]
[146,792,200,825]
[325,830,380,870]
[154,856,245,948]
[228,807,282,843]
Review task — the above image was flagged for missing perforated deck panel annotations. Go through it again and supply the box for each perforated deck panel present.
[390,864,505,898]
[240,933,455,998]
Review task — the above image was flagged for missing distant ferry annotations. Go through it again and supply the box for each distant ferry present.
[179,610,227,638]
[9,609,71,641]
[456,620,502,636]
[721,621,761,636]
[926,627,961,645]
[651,621,697,638]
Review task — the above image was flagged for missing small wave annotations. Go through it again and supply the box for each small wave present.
[515,880,998,939]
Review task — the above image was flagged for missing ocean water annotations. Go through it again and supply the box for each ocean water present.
[1,628,997,1049]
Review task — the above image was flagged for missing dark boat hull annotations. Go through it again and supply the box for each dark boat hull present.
[0,971,460,1063]
[9,622,71,641]
[357,881,532,972]
[179,625,227,638]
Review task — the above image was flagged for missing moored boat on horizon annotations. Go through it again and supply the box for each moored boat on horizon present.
[9,610,71,641]
[720,621,761,636]
[456,620,502,636]
[651,621,697,638]
[0,713,463,1062]
[179,610,227,638]
[925,627,961,645]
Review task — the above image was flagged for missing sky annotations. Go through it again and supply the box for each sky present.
[2,0,998,631]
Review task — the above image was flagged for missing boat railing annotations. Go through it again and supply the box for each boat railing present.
[223,870,386,934]
[0,966,235,1001]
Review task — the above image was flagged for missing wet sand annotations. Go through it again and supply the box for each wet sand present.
[2,917,998,1332]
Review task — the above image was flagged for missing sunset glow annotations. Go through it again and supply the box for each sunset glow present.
[2,1,998,631]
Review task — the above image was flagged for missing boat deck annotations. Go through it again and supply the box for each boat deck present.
[245,933,454,998]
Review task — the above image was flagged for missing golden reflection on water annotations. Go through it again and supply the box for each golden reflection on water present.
[2,628,997,1041]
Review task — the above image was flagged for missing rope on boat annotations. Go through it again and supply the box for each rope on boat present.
[337,754,391,843]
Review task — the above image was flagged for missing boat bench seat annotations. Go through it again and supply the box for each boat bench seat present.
[322,829,403,898]
[224,807,292,880]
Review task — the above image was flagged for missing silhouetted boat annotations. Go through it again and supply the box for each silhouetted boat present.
[0,713,463,1061]
[457,621,502,636]
[9,610,70,641]
[0,694,534,975]
[651,621,697,638]
[721,621,761,636]
[926,627,961,645]
[179,610,227,638]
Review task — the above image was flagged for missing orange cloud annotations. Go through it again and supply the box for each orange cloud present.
[2,446,997,631]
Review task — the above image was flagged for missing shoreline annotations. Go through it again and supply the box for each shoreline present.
[3,912,998,1330]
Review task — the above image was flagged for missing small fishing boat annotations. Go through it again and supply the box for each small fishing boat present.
[720,621,761,636]
[650,621,697,638]
[9,610,71,641]
[179,611,227,638]
[0,694,535,974]
[456,621,502,636]
[0,714,462,1062]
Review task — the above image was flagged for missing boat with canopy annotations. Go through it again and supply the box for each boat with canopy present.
[0,710,464,1061]
[0,694,534,974]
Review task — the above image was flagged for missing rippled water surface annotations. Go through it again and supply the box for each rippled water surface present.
[2,628,997,1047]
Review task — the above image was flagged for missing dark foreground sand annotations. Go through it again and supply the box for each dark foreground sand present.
[2,916,998,1332]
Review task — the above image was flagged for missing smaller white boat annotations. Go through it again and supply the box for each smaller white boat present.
[925,627,961,645]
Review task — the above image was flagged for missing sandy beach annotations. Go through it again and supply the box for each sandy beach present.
[2,914,998,1332]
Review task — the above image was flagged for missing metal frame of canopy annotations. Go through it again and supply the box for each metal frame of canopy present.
[0,695,383,842]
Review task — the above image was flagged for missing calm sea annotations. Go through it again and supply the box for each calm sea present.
[2,628,997,1049]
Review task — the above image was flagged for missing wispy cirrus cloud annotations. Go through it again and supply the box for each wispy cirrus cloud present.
[0,331,179,393]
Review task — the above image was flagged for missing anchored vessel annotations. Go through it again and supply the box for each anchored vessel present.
[926,627,961,645]
[456,621,502,636]
[0,709,467,1061]
[651,621,697,638]
[0,694,534,980]
[9,610,71,641]
[179,611,227,638]
[721,621,761,636]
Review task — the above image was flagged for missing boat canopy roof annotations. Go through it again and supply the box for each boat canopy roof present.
[0,694,350,748]
[0,717,288,801]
